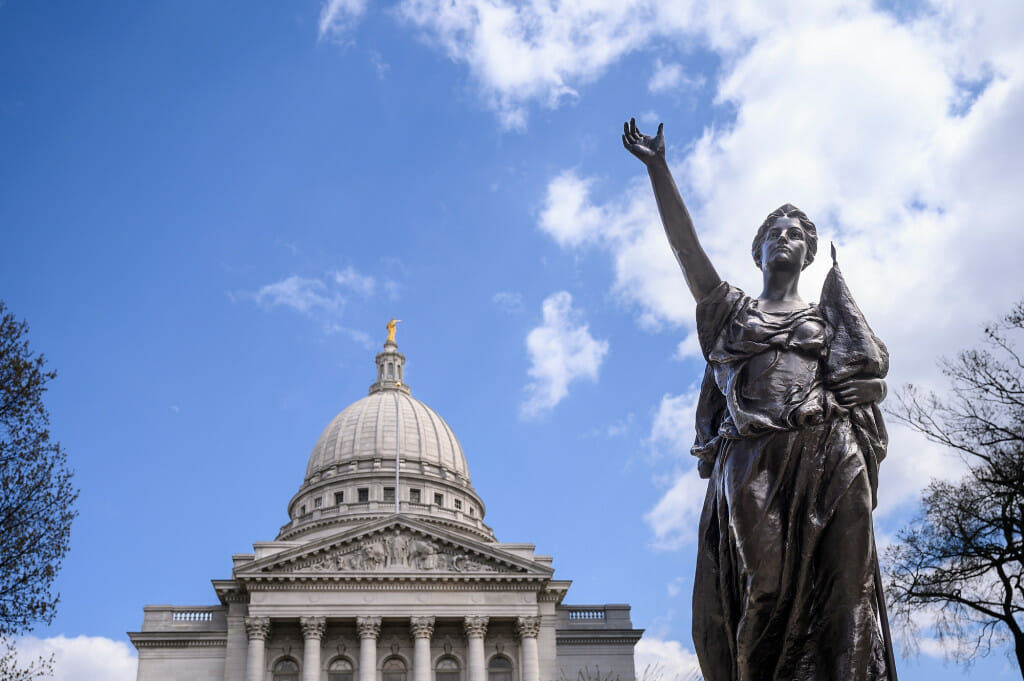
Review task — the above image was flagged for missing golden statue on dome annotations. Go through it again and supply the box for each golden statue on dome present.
[386,318,402,344]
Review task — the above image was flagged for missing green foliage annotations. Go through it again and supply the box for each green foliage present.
[0,302,79,678]
[885,300,1024,676]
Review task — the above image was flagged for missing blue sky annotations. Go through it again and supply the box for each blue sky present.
[3,1,1024,679]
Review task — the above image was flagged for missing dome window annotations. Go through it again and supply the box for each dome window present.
[454,499,462,511]
[335,492,345,505]
[358,488,369,503]
[434,493,444,506]
[384,487,395,503]
[314,497,323,509]
[409,489,421,504]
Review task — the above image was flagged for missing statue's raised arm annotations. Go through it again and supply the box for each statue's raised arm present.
[622,118,721,301]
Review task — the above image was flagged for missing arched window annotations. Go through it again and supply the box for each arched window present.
[487,657,512,681]
[383,657,407,681]
[436,657,460,681]
[329,658,354,681]
[273,659,299,681]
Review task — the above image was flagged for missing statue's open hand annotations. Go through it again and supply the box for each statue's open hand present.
[832,377,887,407]
[622,118,665,166]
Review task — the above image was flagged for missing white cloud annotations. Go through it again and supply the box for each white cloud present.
[254,274,340,315]
[521,292,609,419]
[538,170,691,329]
[528,2,1024,520]
[11,635,136,681]
[648,59,703,94]
[334,266,377,297]
[246,265,395,341]
[492,290,525,314]
[634,637,703,681]
[396,0,694,129]
[319,0,370,42]
[643,390,707,549]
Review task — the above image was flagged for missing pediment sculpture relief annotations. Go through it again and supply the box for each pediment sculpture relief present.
[289,529,503,573]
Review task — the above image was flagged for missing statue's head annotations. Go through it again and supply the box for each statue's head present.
[751,204,818,271]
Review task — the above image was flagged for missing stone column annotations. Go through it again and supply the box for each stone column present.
[245,616,271,681]
[515,617,541,681]
[464,616,489,681]
[358,617,382,681]
[410,617,435,681]
[301,617,327,681]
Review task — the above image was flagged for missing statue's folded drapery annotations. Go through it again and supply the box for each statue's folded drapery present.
[690,263,894,681]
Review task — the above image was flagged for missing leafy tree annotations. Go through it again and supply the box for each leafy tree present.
[0,302,78,677]
[885,300,1024,676]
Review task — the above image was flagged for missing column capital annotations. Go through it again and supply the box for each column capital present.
[301,616,327,641]
[410,616,435,640]
[245,616,271,641]
[515,616,541,640]
[357,616,382,640]
[463,615,489,639]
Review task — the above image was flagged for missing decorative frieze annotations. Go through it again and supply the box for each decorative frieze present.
[409,616,435,639]
[515,616,541,639]
[357,616,382,640]
[291,529,503,574]
[463,616,489,639]
[244,616,271,641]
[300,616,327,640]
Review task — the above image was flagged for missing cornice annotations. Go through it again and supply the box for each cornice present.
[128,632,227,650]
[242,579,546,592]
[555,629,645,646]
[277,513,495,544]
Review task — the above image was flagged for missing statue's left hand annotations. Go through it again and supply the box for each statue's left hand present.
[832,378,887,407]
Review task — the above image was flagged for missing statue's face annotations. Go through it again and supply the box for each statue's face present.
[760,216,808,271]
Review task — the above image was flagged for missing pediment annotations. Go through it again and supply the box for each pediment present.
[237,517,552,580]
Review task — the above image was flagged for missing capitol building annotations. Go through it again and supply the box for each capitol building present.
[129,336,643,681]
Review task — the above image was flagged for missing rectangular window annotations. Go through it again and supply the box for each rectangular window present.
[314,496,323,509]
[409,489,421,503]
[454,499,463,510]
[434,493,444,506]
[383,487,395,502]
[300,505,306,515]
[469,507,475,517]
[358,488,369,503]
[335,492,344,505]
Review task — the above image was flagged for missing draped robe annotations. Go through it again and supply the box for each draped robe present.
[690,263,895,681]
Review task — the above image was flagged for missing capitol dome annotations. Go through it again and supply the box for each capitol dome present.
[278,337,494,543]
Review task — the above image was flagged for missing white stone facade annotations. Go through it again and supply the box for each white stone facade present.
[130,341,642,681]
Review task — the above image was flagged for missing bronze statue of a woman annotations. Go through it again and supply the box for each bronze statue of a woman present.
[622,119,896,681]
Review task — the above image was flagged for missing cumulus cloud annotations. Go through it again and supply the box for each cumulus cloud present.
[319,0,370,42]
[530,1,1024,519]
[539,170,690,329]
[643,389,707,549]
[634,637,703,681]
[396,0,697,129]
[244,265,396,341]
[648,59,703,94]
[12,635,136,681]
[521,292,609,419]
[254,275,342,315]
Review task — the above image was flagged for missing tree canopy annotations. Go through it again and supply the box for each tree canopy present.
[885,301,1024,676]
[0,302,78,678]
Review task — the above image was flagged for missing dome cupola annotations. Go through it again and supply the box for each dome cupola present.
[279,324,494,543]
